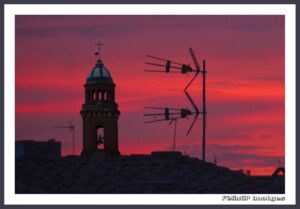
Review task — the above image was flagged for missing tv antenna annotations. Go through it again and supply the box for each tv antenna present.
[145,48,207,161]
[184,91,202,136]
[144,107,193,151]
[144,107,193,123]
[187,48,207,161]
[53,121,75,155]
[145,55,195,74]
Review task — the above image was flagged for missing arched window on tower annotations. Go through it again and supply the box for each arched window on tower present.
[93,91,97,101]
[98,91,102,101]
[103,90,107,101]
[97,126,105,150]
[95,91,98,101]
[100,90,103,101]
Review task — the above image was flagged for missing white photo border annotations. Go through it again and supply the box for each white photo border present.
[4,4,296,205]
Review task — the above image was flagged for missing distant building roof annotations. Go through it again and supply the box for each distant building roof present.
[16,139,61,158]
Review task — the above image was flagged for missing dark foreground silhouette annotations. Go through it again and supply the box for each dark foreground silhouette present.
[15,152,284,194]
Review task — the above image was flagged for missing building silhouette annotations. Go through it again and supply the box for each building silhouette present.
[80,53,120,156]
[16,139,61,158]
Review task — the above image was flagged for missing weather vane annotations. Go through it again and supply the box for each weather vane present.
[95,41,104,61]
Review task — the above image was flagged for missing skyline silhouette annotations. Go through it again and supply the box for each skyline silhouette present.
[15,15,285,175]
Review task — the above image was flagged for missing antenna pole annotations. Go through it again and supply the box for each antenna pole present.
[72,127,75,155]
[172,119,177,151]
[52,122,75,155]
[202,60,206,162]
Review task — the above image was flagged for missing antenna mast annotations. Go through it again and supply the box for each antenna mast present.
[145,48,207,161]
[53,121,75,155]
[202,60,207,162]
[171,118,177,151]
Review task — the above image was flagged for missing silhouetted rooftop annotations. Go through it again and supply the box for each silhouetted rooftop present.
[16,152,284,194]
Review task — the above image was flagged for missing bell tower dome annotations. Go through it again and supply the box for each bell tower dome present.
[80,42,120,156]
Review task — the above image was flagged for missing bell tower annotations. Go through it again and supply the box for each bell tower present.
[80,42,120,156]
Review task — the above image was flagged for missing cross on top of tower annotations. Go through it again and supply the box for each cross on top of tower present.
[95,41,104,61]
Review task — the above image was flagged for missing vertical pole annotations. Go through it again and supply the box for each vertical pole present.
[202,60,206,162]
[72,128,75,155]
[172,119,177,151]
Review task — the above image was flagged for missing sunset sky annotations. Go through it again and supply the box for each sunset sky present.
[15,15,285,175]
